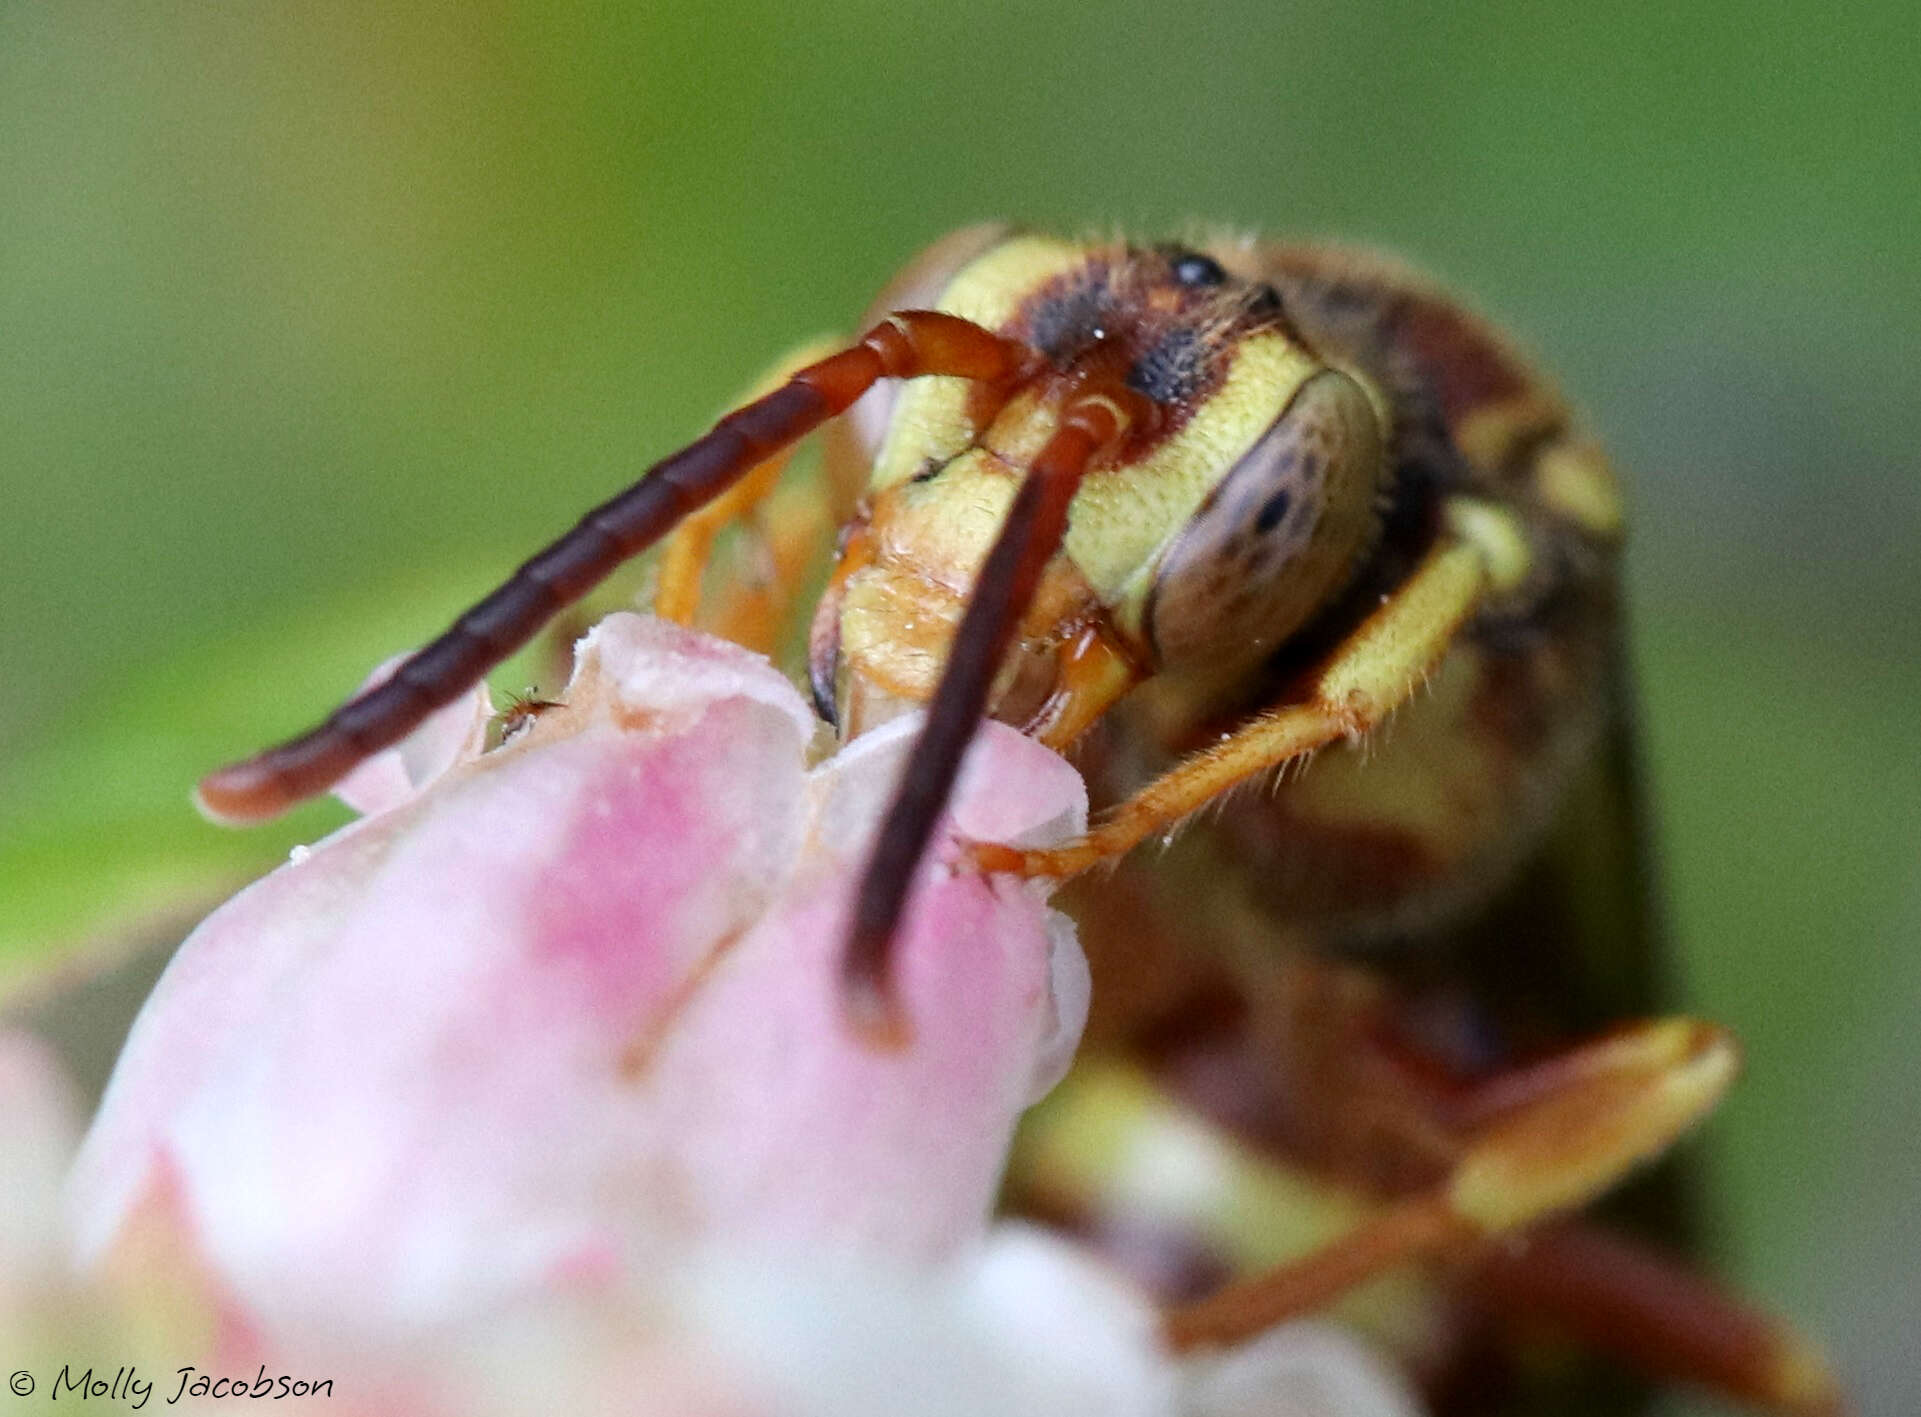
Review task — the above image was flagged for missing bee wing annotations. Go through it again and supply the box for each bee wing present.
[1451,634,1671,1035]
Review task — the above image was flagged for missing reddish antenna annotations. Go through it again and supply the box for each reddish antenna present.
[195,313,1031,824]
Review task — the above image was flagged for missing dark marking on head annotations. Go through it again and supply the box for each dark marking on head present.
[1128,328,1208,405]
[1255,488,1292,534]
[1024,271,1114,366]
[999,245,1291,443]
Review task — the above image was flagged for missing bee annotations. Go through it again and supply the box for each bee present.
[198,226,1840,1415]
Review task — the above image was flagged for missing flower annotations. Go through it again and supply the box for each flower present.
[48,613,1427,1416]
[4,1016,1418,1417]
[69,614,1091,1331]
[1,1031,82,1324]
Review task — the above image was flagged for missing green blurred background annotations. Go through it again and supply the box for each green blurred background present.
[2,3,1915,1412]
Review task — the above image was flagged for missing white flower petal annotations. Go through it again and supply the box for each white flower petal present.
[1181,1323,1427,1417]
[71,616,1091,1337]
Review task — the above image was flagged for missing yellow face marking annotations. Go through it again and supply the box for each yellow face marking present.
[867,232,1325,647]
[1077,334,1321,633]
[870,234,1090,490]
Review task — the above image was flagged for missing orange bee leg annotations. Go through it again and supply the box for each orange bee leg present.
[653,335,844,629]
[975,517,1498,881]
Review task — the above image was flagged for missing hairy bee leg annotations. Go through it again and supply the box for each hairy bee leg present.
[1162,1018,1738,1353]
[654,448,796,624]
[1472,1221,1845,1417]
[654,335,844,626]
[702,478,840,655]
[974,529,1492,881]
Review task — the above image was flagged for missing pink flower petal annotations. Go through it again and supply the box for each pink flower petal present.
[0,1031,82,1304]
[70,614,1090,1336]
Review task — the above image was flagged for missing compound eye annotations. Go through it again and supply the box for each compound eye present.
[1169,251,1228,288]
[1144,369,1385,679]
[840,224,1014,463]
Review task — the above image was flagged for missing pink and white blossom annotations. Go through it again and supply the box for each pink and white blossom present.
[69,615,1090,1331]
[38,614,1425,1416]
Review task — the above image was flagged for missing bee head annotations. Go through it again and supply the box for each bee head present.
[814,231,1388,745]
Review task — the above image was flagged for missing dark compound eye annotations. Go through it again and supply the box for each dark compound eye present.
[1170,251,1227,288]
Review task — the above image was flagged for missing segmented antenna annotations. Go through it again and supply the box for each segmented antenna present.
[196,312,1031,824]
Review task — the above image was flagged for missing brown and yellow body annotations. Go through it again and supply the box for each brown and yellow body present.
[814,228,1631,1034]
[815,232,1621,940]
[203,225,1839,1417]
[802,231,1829,1416]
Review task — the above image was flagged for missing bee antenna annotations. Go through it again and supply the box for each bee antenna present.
[842,382,1154,1044]
[195,312,1031,825]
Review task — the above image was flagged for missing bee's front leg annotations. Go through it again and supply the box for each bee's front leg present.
[973,503,1511,882]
